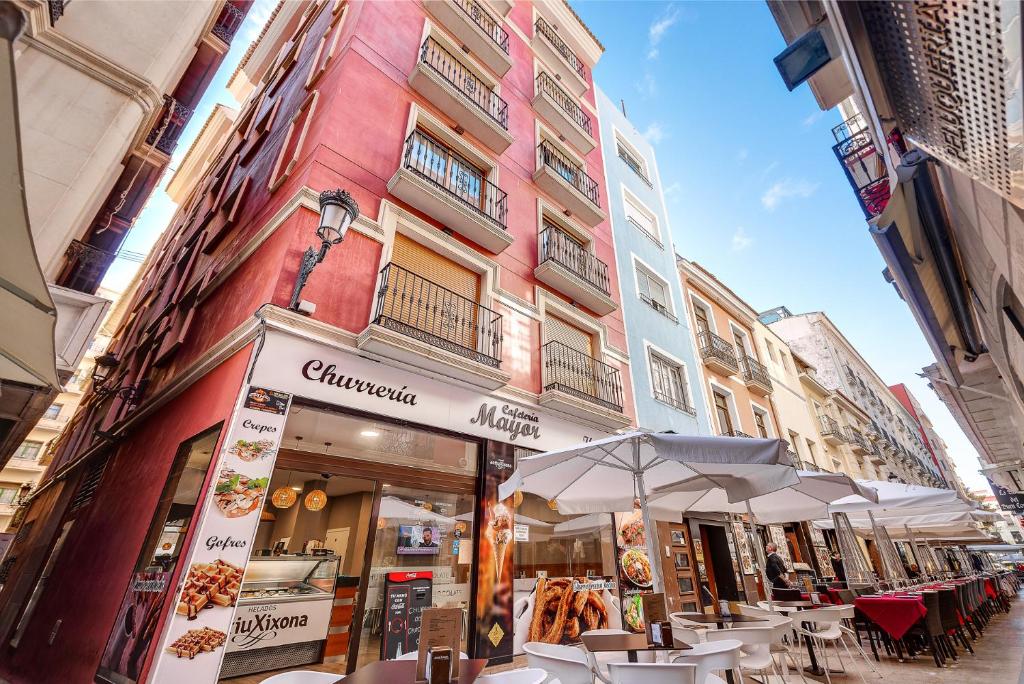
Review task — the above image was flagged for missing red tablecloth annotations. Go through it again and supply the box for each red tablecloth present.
[827,588,846,604]
[854,596,927,640]
[800,592,833,604]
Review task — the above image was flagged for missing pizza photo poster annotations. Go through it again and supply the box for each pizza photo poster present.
[150,387,291,684]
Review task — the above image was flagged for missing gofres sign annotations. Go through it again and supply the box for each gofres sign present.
[250,330,604,452]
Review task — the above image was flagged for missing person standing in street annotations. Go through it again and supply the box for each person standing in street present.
[765,542,790,588]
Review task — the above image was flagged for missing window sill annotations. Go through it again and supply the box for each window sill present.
[653,395,697,416]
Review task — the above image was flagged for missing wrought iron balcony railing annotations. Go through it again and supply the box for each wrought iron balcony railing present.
[617,144,652,186]
[452,0,509,54]
[697,331,739,372]
[539,223,609,294]
[146,96,194,156]
[818,414,845,441]
[534,16,587,81]
[740,355,772,390]
[372,263,503,368]
[543,341,623,412]
[722,430,754,438]
[535,72,592,135]
[639,293,677,322]
[212,2,245,43]
[653,388,695,415]
[831,113,906,219]
[48,0,67,25]
[845,425,870,450]
[420,37,509,130]
[401,130,508,229]
[537,140,601,208]
[62,240,116,294]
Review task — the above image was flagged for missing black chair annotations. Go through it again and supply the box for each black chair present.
[906,591,946,668]
[772,587,804,601]
[936,588,964,660]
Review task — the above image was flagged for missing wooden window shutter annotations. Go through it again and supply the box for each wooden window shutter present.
[544,315,593,356]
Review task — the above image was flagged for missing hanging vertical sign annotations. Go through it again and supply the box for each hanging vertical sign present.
[149,386,291,683]
[472,442,516,663]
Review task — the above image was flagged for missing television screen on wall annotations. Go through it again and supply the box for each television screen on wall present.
[396,525,441,555]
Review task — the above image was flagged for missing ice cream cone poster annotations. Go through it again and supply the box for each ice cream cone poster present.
[473,442,517,663]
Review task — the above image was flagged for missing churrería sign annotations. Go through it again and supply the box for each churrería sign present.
[251,331,605,451]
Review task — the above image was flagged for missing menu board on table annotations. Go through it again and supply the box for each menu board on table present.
[614,509,654,633]
[641,593,667,645]
[417,607,463,681]
[150,387,291,684]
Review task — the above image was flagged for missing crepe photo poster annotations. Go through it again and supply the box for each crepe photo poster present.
[149,387,292,684]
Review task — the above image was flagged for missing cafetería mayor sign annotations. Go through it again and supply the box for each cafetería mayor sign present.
[250,329,609,452]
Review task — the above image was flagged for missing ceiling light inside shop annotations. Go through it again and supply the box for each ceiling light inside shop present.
[360,430,381,438]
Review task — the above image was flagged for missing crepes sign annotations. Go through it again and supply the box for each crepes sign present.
[150,386,292,683]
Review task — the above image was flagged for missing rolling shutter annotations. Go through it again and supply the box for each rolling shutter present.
[544,315,593,355]
[391,233,479,301]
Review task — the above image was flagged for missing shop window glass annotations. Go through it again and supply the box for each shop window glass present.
[283,406,480,477]
[96,426,221,682]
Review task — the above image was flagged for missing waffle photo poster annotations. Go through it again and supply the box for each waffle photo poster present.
[150,386,291,684]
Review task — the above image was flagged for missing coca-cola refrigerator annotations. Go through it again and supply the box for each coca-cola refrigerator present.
[382,571,433,660]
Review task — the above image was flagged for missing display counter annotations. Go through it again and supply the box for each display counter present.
[219,556,338,678]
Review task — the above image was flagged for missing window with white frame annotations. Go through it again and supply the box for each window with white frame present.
[43,404,62,420]
[616,135,651,184]
[752,407,771,438]
[649,350,693,414]
[13,441,42,461]
[636,264,674,319]
[623,194,660,242]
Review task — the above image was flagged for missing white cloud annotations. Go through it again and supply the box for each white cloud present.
[647,6,681,60]
[761,178,820,210]
[736,148,749,162]
[642,122,666,144]
[731,227,753,251]
[635,72,657,98]
[663,181,681,203]
[241,0,277,43]
[802,110,824,127]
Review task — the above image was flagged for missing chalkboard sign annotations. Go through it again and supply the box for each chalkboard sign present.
[383,572,433,660]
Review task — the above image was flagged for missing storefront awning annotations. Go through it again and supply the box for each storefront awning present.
[0,10,58,390]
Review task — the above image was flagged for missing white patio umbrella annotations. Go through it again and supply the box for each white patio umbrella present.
[649,470,879,524]
[827,480,963,513]
[498,431,797,594]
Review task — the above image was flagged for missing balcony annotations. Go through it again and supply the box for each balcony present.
[845,426,870,455]
[723,431,754,439]
[532,72,595,154]
[424,0,512,76]
[818,414,845,446]
[357,263,511,390]
[534,141,605,227]
[831,114,905,219]
[409,37,512,153]
[388,130,513,253]
[62,240,116,294]
[533,16,588,97]
[697,331,739,376]
[145,96,193,156]
[740,356,772,396]
[534,223,616,316]
[540,341,630,430]
[211,2,245,44]
[654,388,695,415]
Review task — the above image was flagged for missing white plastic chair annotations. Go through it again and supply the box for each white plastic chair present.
[523,641,596,684]
[671,639,744,684]
[607,662,697,684]
[476,668,549,684]
[735,607,806,680]
[795,605,872,684]
[258,672,343,683]
[707,627,782,682]
[396,650,469,660]
[579,627,654,679]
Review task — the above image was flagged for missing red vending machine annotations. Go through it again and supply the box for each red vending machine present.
[382,571,433,660]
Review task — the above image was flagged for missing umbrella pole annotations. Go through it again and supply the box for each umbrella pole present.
[633,450,664,595]
[746,499,773,609]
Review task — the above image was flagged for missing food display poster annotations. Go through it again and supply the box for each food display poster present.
[472,441,515,663]
[150,386,292,684]
[767,526,793,571]
[614,510,654,633]
[517,577,614,649]
[731,522,756,576]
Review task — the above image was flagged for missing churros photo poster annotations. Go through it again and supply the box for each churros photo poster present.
[149,387,291,683]
[473,442,516,662]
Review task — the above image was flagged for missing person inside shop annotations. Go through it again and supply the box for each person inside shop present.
[418,527,438,548]
[907,563,921,579]
[765,542,790,588]
[830,550,846,583]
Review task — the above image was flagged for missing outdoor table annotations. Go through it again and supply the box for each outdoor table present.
[677,614,768,627]
[853,595,927,640]
[772,600,817,609]
[343,659,488,684]
[580,631,692,663]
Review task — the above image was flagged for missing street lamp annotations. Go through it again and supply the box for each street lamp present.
[288,189,360,312]
[91,353,147,405]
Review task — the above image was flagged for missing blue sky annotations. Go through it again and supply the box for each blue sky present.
[102,0,985,490]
